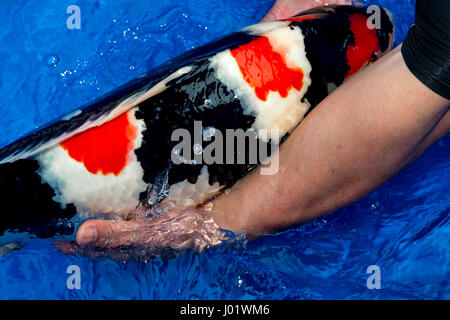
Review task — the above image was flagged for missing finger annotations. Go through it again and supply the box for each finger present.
[76,210,227,251]
[76,218,147,248]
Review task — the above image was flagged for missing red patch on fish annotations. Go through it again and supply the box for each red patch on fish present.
[230,36,304,101]
[345,13,380,78]
[283,15,316,22]
[61,112,138,176]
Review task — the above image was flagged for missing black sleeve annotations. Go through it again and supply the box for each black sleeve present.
[401,0,450,99]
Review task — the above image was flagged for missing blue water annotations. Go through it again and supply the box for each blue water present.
[0,0,448,299]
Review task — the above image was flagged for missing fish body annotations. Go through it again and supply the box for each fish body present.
[0,5,394,237]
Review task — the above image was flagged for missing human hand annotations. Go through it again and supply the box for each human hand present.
[62,207,227,258]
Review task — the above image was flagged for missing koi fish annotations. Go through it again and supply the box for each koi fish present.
[0,5,394,238]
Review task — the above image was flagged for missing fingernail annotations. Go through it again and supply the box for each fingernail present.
[80,227,98,244]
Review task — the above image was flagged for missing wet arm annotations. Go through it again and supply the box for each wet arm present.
[210,45,449,236]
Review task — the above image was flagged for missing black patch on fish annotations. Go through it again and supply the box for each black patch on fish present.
[376,7,394,52]
[0,159,77,237]
[135,56,267,203]
[290,5,394,110]
[290,9,352,109]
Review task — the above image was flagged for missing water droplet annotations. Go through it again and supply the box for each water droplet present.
[203,127,216,140]
[204,98,212,108]
[172,148,189,164]
[168,201,176,208]
[46,55,59,68]
[193,143,203,155]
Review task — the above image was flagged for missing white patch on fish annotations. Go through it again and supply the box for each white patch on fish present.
[35,109,147,218]
[210,25,312,144]
[161,166,222,211]
[62,109,82,121]
[241,20,290,35]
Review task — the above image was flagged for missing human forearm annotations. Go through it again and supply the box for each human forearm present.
[210,45,449,236]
